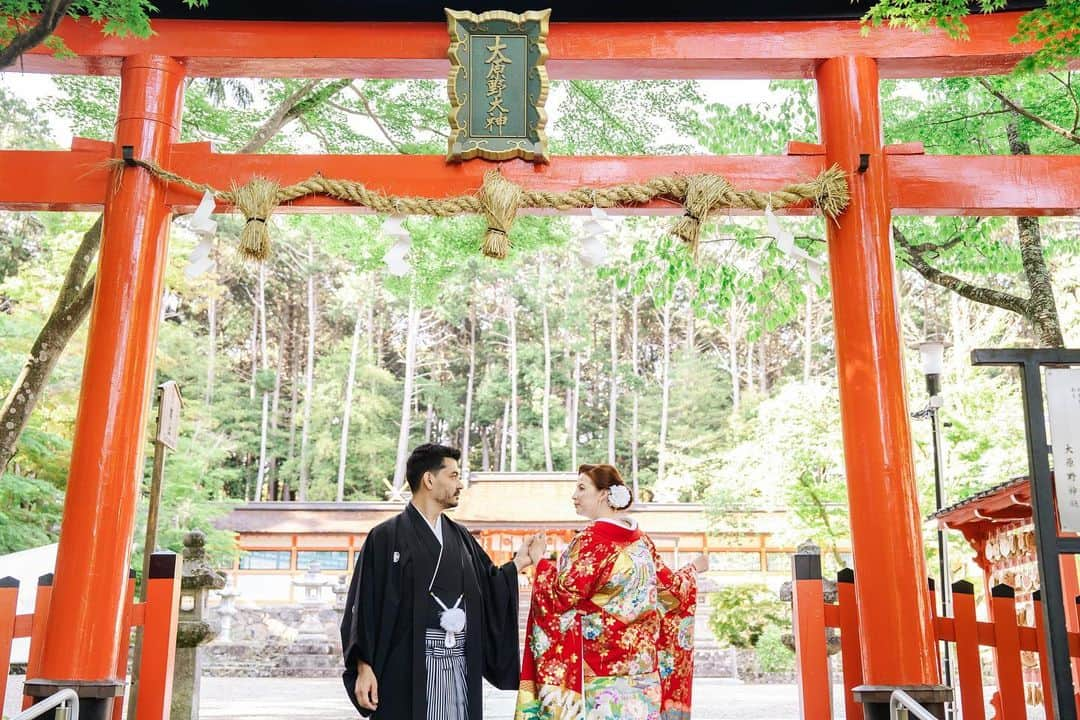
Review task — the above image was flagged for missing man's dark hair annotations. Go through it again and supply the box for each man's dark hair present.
[405,443,461,493]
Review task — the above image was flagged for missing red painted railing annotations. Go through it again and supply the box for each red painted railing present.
[793,561,1080,719]
[0,552,181,719]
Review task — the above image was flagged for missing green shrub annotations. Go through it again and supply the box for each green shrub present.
[756,624,795,674]
[708,584,788,648]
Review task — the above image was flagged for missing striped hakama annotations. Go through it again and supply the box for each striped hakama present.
[425,628,468,720]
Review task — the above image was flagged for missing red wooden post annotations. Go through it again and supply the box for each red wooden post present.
[815,54,939,694]
[0,576,18,713]
[28,54,185,720]
[929,578,943,672]
[1074,595,1080,718]
[1034,591,1058,720]
[134,553,182,720]
[793,553,832,720]
[951,581,986,720]
[111,569,137,720]
[22,574,54,711]
[837,568,863,720]
[991,584,1027,720]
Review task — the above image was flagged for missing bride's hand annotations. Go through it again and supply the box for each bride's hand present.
[528,533,547,565]
[690,553,709,573]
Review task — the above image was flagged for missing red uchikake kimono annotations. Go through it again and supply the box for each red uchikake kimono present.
[514,519,697,720]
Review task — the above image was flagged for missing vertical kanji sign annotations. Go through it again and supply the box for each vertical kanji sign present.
[446,8,551,163]
[1046,368,1080,532]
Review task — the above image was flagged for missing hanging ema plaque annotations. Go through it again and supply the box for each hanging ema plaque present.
[446,8,551,163]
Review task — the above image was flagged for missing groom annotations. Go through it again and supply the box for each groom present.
[341,443,544,719]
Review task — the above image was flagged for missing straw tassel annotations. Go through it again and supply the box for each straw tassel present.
[478,170,522,259]
[233,177,281,262]
[669,174,735,257]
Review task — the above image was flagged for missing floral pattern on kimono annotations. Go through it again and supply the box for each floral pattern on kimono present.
[514,520,697,720]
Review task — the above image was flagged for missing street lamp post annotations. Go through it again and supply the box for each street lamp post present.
[914,338,952,716]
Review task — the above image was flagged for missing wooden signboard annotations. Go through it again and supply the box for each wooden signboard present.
[446,8,551,163]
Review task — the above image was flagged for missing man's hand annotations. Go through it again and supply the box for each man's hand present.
[355,660,379,712]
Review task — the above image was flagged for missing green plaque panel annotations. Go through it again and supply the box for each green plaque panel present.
[446,8,550,163]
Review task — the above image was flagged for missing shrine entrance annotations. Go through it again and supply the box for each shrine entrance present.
[1,4,1078,719]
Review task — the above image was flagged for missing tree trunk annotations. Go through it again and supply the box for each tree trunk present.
[631,293,640,498]
[803,292,814,383]
[248,307,258,401]
[424,401,434,442]
[1008,123,1066,347]
[728,303,740,411]
[745,338,754,396]
[685,307,696,353]
[0,0,76,70]
[271,309,287,426]
[392,295,420,492]
[499,400,510,472]
[481,426,491,472]
[366,286,376,365]
[508,297,519,472]
[542,298,554,471]
[462,301,477,472]
[657,302,672,487]
[571,354,581,470]
[288,308,301,465]
[298,240,318,501]
[254,264,271,502]
[564,388,572,434]
[268,307,288,500]
[337,299,363,502]
[758,337,768,393]
[205,254,217,407]
[608,279,618,465]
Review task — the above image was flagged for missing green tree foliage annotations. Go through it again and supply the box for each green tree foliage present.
[0,0,208,69]
[862,0,1079,72]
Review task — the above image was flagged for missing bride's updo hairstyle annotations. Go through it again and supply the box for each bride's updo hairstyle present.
[578,463,633,511]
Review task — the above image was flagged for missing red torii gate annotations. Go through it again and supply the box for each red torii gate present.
[2,9,1079,720]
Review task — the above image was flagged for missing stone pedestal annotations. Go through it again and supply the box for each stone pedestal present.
[171,531,226,720]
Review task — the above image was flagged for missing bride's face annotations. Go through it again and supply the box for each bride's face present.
[572,473,607,519]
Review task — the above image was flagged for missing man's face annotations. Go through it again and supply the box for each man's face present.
[425,458,463,509]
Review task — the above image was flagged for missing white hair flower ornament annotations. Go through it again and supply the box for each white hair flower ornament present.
[607,484,632,510]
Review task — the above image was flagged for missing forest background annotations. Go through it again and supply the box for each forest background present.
[2,39,1080,638]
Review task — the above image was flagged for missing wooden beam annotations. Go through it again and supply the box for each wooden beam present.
[889,155,1080,216]
[19,13,1051,80]
[3,144,1079,216]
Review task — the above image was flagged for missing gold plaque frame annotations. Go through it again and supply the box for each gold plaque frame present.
[446,8,551,163]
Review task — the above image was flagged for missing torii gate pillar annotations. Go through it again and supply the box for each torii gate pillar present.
[816,55,946,715]
[24,55,185,720]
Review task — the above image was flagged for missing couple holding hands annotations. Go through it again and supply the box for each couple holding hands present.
[341,443,707,720]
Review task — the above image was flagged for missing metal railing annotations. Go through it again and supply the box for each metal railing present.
[890,690,939,720]
[10,689,80,720]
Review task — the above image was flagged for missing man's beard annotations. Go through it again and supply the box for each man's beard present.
[441,491,461,508]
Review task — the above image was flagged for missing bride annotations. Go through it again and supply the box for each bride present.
[515,463,708,720]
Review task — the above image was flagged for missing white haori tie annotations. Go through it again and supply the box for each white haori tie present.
[432,593,465,648]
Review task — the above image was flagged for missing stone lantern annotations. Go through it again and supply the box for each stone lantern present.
[172,530,226,720]
[292,562,331,643]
